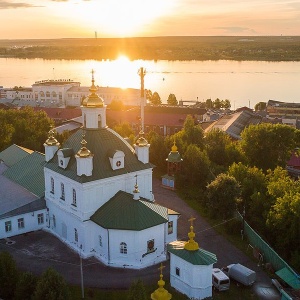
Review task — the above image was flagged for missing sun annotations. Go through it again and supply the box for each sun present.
[62,0,176,37]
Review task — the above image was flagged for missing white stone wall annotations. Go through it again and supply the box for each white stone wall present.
[0,209,47,239]
[170,254,213,300]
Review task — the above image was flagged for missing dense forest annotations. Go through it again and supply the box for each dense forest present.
[1,36,300,61]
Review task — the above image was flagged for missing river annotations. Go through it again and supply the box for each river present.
[1,57,300,109]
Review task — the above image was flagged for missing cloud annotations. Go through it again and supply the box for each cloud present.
[0,0,42,9]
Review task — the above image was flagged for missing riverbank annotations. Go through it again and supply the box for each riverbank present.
[1,36,300,61]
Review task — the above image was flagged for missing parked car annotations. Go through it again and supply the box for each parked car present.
[222,263,256,286]
[212,268,230,291]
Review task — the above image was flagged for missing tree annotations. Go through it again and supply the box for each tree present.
[147,131,168,170]
[177,144,211,188]
[167,93,178,106]
[222,99,231,109]
[150,92,162,105]
[239,123,300,171]
[0,107,53,152]
[0,251,19,300]
[205,129,232,166]
[32,268,70,300]
[228,163,269,230]
[213,98,222,109]
[109,99,125,111]
[127,279,147,300]
[14,272,37,300]
[145,89,152,103]
[114,122,134,138]
[174,115,204,151]
[206,173,241,219]
[205,98,213,109]
[267,191,300,271]
[254,102,267,111]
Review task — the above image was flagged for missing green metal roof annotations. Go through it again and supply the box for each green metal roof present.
[46,128,153,183]
[3,151,46,197]
[0,144,33,167]
[90,191,168,230]
[0,198,46,220]
[168,241,217,265]
[166,151,182,163]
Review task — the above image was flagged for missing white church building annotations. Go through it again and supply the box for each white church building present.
[0,73,179,269]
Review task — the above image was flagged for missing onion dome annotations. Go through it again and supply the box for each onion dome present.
[135,131,148,147]
[45,127,60,146]
[151,264,172,300]
[82,69,104,108]
[166,141,182,163]
[76,134,92,158]
[184,217,199,251]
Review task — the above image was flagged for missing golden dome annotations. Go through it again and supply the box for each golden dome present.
[82,70,104,108]
[151,264,172,300]
[171,141,178,152]
[76,135,92,158]
[135,131,148,147]
[184,217,199,251]
[45,128,60,146]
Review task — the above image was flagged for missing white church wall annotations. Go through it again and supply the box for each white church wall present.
[107,224,166,269]
[170,254,213,300]
[165,214,178,244]
[88,222,109,262]
[0,209,47,239]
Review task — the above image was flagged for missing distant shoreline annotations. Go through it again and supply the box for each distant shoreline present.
[1,36,300,61]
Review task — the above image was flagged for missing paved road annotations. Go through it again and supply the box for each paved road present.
[0,178,280,299]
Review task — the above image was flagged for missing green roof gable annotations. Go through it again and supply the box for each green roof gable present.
[3,151,46,197]
[45,128,153,183]
[168,241,217,265]
[91,191,168,230]
[0,144,33,167]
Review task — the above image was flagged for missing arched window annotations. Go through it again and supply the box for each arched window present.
[74,228,78,242]
[120,242,127,254]
[59,92,62,100]
[98,114,102,128]
[50,177,54,194]
[72,189,77,207]
[40,91,45,97]
[52,91,57,97]
[46,91,50,98]
[60,183,65,200]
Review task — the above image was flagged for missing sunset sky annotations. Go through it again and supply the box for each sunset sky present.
[1,0,300,39]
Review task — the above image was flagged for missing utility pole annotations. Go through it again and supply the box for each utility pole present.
[138,67,146,132]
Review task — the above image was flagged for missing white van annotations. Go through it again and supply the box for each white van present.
[212,268,230,291]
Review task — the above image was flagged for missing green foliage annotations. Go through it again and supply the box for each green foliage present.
[108,99,125,111]
[14,272,37,300]
[177,144,211,188]
[147,131,169,170]
[32,267,70,300]
[127,279,147,300]
[254,102,267,111]
[205,129,232,166]
[0,107,53,152]
[240,123,300,171]
[167,93,178,105]
[150,91,162,105]
[0,251,19,300]
[173,115,204,152]
[206,173,241,219]
[267,191,300,269]
[113,122,134,138]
